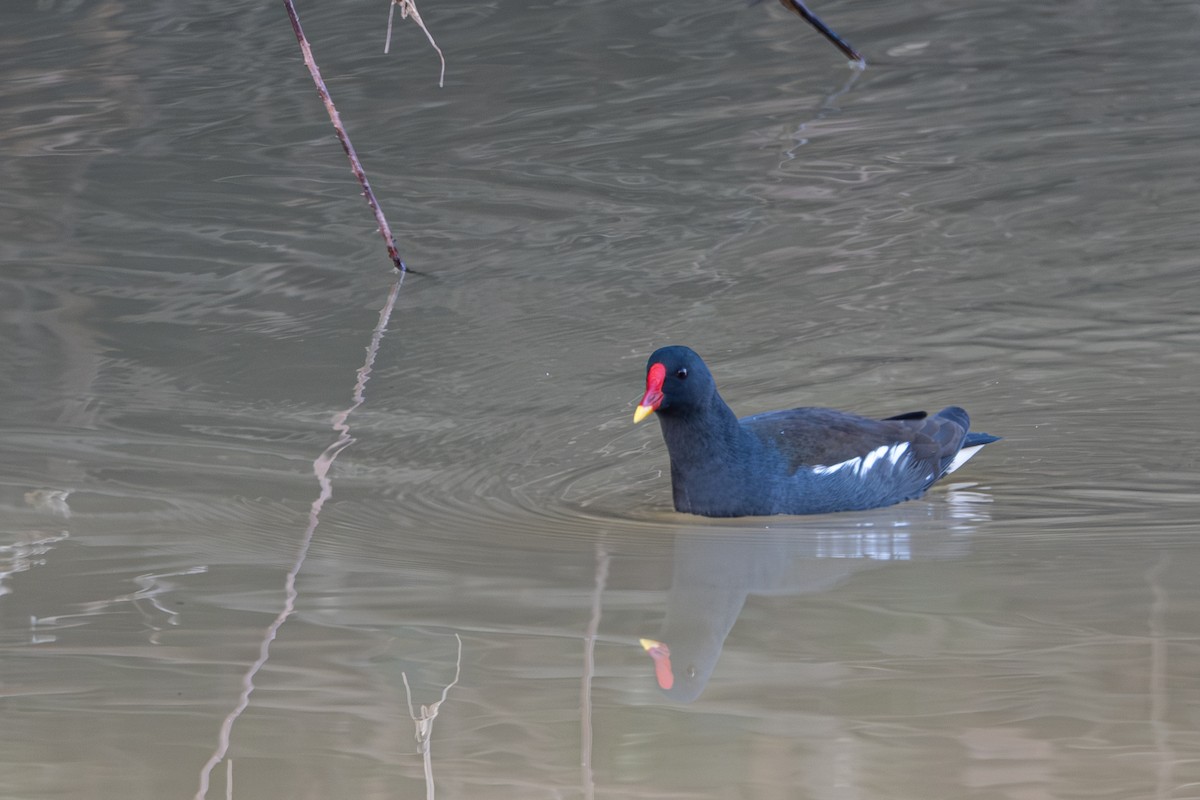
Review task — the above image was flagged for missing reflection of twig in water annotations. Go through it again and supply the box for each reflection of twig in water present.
[782,66,864,161]
[402,633,463,800]
[193,281,404,800]
[385,0,446,88]
[581,544,610,800]
[2,529,69,605]
[1146,551,1174,800]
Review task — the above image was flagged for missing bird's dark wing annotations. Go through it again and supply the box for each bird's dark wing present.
[740,406,969,476]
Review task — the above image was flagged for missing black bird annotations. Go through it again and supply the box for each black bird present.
[633,345,999,516]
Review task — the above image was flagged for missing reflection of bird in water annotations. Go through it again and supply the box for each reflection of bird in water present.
[641,513,981,703]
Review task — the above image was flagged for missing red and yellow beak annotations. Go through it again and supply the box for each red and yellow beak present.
[639,637,674,690]
[633,362,666,423]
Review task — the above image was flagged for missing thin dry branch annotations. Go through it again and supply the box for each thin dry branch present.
[386,0,446,88]
[283,0,408,273]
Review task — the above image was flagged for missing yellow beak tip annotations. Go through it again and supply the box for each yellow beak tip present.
[633,405,655,424]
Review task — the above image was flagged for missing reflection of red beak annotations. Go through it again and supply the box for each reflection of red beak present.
[639,637,674,690]
[633,363,666,424]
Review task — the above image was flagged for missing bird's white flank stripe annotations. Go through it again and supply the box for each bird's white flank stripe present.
[859,445,888,474]
[813,443,907,478]
[811,456,860,476]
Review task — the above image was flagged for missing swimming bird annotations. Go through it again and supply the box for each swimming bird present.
[633,345,998,516]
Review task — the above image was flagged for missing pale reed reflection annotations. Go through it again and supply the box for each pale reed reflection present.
[580,543,610,800]
[1,530,69,605]
[1146,551,1173,800]
[23,489,72,518]
[6,492,71,610]
[781,66,865,161]
[402,633,464,800]
[194,278,404,799]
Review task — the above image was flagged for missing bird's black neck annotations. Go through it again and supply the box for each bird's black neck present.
[657,396,752,514]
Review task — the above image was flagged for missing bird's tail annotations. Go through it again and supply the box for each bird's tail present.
[964,431,1001,447]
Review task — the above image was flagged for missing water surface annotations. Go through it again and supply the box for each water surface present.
[2,0,1200,797]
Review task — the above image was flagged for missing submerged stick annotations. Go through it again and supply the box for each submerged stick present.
[778,0,865,66]
[283,0,408,273]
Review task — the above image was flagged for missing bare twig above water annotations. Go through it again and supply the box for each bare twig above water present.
[403,633,464,800]
[282,0,409,274]
[778,0,865,66]
[386,0,446,88]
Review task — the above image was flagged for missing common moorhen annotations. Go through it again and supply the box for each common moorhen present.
[633,345,999,517]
